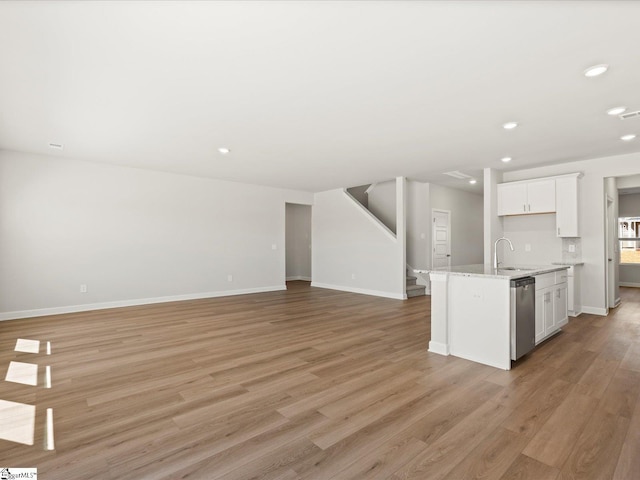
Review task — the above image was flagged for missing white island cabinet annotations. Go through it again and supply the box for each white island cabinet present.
[425,264,570,370]
[534,271,568,344]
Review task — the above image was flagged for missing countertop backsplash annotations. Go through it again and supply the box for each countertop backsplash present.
[502,214,562,265]
[562,237,582,264]
[501,214,583,266]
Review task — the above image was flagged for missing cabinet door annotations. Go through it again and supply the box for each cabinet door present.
[554,283,568,328]
[556,176,579,237]
[535,289,546,344]
[527,179,556,214]
[543,289,555,337]
[497,183,528,216]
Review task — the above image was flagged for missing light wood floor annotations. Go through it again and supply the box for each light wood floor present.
[1,282,640,479]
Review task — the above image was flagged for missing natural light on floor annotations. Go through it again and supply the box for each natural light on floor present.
[0,338,54,450]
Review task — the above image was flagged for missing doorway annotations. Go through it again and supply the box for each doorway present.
[285,203,312,282]
[432,209,451,269]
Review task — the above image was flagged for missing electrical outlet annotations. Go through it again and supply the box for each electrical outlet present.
[351,273,356,280]
[568,244,576,253]
[525,244,531,252]
[271,244,277,250]
[80,284,87,293]
[420,233,426,239]
[227,275,233,282]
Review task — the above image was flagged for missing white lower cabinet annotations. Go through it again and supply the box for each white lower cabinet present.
[554,283,568,329]
[534,272,568,345]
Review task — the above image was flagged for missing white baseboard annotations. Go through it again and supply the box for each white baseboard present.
[428,341,450,356]
[310,282,406,300]
[620,282,640,288]
[286,276,312,281]
[0,285,287,322]
[581,306,608,316]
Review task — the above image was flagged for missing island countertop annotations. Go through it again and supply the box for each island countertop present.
[415,263,569,280]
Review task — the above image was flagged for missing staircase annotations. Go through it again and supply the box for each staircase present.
[406,273,426,298]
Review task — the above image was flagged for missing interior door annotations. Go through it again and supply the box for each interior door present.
[432,209,451,269]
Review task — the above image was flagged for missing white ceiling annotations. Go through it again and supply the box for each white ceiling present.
[1,1,640,193]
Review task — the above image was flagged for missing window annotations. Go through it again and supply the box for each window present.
[619,217,640,264]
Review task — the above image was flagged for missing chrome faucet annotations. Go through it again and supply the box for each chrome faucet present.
[493,237,514,269]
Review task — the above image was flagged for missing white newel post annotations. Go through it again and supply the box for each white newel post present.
[428,271,449,355]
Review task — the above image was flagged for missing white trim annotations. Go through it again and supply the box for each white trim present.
[0,285,287,321]
[364,183,376,195]
[620,282,640,288]
[286,276,312,281]
[342,189,397,242]
[311,282,406,300]
[581,306,608,316]
[428,341,449,356]
[499,172,584,187]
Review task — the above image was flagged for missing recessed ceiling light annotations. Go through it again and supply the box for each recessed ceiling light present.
[48,143,63,150]
[621,134,636,141]
[218,147,231,154]
[584,64,608,77]
[607,106,626,116]
[469,179,477,185]
[502,122,518,130]
[501,157,512,163]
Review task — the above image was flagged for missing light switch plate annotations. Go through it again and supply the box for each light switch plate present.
[525,244,531,252]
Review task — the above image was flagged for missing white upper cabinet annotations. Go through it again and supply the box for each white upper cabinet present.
[497,179,555,216]
[497,182,528,215]
[526,179,556,213]
[497,173,581,237]
[555,175,579,237]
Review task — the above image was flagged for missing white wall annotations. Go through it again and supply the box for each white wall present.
[502,151,640,315]
[285,203,311,280]
[619,192,640,287]
[406,180,430,270]
[483,168,504,265]
[502,214,563,265]
[430,183,484,267]
[367,180,397,233]
[0,150,312,319]
[312,182,406,299]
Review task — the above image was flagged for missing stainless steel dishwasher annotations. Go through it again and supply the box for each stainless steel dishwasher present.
[510,276,536,361]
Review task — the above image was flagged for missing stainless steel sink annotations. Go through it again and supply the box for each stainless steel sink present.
[499,266,536,271]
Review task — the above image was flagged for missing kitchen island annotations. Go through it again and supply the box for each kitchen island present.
[417,264,570,370]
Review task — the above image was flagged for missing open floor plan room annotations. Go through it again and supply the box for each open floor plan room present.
[1,282,639,479]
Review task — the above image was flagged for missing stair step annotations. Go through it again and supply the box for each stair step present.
[406,284,426,298]
[406,276,417,286]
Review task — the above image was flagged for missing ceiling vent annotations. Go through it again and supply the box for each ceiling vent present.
[619,110,640,120]
[443,170,473,180]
